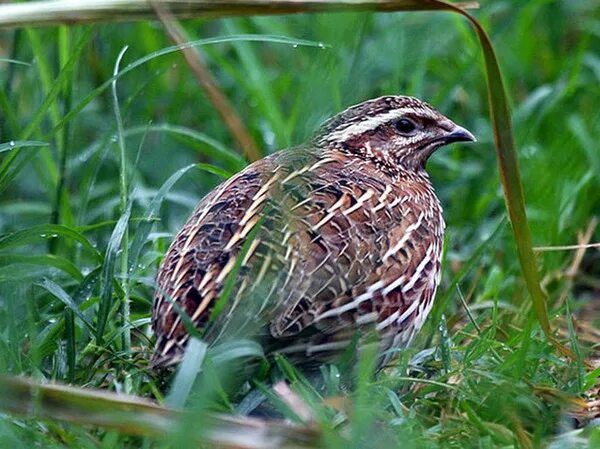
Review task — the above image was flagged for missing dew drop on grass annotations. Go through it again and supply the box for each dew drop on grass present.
[292,44,298,48]
[9,140,15,147]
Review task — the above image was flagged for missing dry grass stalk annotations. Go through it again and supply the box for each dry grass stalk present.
[0,1,479,28]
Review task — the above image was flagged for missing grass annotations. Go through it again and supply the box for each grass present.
[0,1,599,448]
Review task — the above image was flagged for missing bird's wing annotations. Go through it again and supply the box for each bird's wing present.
[152,154,275,366]
[265,152,443,362]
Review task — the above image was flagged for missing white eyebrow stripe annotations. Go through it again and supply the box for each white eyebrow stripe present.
[327,107,437,142]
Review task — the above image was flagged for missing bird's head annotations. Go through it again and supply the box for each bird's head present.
[315,95,475,173]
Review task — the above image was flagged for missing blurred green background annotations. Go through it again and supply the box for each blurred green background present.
[0,1,598,448]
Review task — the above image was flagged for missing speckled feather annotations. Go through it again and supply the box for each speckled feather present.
[151,96,474,369]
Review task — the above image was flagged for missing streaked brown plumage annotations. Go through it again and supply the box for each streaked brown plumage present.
[151,95,475,369]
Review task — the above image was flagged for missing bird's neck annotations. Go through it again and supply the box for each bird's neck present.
[320,140,433,188]
[319,140,403,180]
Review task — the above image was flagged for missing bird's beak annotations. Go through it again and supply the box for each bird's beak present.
[444,125,476,144]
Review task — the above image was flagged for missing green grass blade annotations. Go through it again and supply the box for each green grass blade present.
[0,253,83,281]
[223,20,289,148]
[51,25,76,245]
[0,224,101,262]
[208,339,264,366]
[111,44,133,359]
[0,28,92,194]
[430,218,505,329]
[0,58,31,66]
[0,140,48,153]
[568,115,600,186]
[128,163,200,274]
[121,124,245,169]
[195,163,233,179]
[96,202,131,344]
[19,27,92,140]
[64,308,76,382]
[432,0,556,347]
[37,267,101,360]
[565,299,585,391]
[0,86,21,139]
[36,278,95,332]
[166,337,208,408]
[53,35,325,141]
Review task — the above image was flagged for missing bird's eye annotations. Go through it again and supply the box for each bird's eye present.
[395,118,417,135]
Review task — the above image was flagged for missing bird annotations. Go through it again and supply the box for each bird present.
[151,95,475,371]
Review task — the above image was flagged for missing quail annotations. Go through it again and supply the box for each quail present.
[151,95,475,370]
